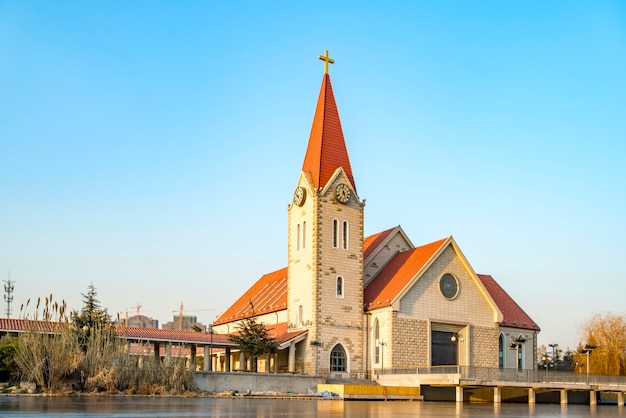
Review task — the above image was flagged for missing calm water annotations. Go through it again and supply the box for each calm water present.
[0,396,623,417]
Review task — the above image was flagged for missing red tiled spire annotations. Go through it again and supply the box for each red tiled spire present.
[302,74,355,191]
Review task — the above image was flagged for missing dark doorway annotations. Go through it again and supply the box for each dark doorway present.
[431,331,458,366]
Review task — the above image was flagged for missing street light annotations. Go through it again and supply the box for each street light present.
[541,355,551,370]
[509,336,526,372]
[581,344,596,384]
[376,340,387,375]
[208,324,213,372]
[548,343,559,369]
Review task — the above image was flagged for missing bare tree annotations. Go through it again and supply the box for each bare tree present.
[576,312,626,376]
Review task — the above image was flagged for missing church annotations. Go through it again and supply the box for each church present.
[212,51,540,379]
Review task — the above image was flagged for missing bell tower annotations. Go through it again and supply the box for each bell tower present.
[287,51,364,377]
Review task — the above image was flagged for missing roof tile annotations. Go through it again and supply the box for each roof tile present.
[213,268,287,325]
[302,74,355,191]
[364,238,447,309]
[477,274,540,331]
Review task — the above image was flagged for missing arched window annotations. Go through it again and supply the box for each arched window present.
[302,221,306,249]
[297,223,301,251]
[336,276,343,298]
[332,219,338,248]
[342,221,349,249]
[499,334,504,368]
[374,318,380,364]
[330,344,347,372]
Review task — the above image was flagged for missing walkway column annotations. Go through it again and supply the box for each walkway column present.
[225,347,231,372]
[456,386,463,402]
[528,388,535,404]
[190,345,197,371]
[154,342,160,362]
[240,351,245,371]
[590,390,597,405]
[494,387,501,403]
[165,343,172,366]
[203,345,210,371]
[560,389,568,405]
[288,342,296,373]
[617,392,624,406]
[274,353,279,373]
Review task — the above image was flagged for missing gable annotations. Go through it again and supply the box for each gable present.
[364,238,446,310]
[363,226,414,286]
[214,267,287,325]
[397,244,499,328]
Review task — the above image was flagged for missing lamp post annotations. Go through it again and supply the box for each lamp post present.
[581,344,596,384]
[548,343,558,369]
[451,333,464,372]
[509,336,526,372]
[376,340,387,375]
[209,324,213,372]
[542,355,551,370]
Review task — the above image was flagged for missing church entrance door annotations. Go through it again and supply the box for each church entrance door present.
[431,331,458,366]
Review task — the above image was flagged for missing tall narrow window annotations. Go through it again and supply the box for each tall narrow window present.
[332,219,338,248]
[499,334,504,369]
[374,319,380,364]
[336,276,343,298]
[330,344,347,372]
[302,221,306,249]
[342,221,349,249]
[297,223,301,251]
[298,305,303,326]
[517,346,523,370]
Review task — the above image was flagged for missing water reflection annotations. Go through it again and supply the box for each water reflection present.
[0,397,624,417]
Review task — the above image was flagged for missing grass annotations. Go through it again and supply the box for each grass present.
[12,295,195,395]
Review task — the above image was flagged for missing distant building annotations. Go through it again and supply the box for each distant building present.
[115,314,159,329]
[162,315,207,332]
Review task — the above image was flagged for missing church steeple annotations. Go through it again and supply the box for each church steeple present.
[301,60,355,191]
[288,51,364,377]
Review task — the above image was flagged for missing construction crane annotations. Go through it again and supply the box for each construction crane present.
[172,302,216,330]
[118,304,150,327]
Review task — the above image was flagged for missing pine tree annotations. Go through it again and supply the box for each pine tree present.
[70,283,112,350]
[228,313,278,372]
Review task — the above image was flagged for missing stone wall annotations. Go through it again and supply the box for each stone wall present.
[470,325,499,368]
[194,372,325,394]
[392,315,428,368]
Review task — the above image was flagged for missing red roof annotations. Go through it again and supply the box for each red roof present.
[213,268,287,325]
[264,322,308,345]
[116,326,235,345]
[477,274,540,331]
[301,74,355,191]
[0,318,306,347]
[364,238,448,309]
[0,318,60,333]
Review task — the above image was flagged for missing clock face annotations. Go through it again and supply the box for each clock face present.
[335,183,351,204]
[293,187,306,206]
[439,274,459,299]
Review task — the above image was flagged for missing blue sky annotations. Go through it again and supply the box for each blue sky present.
[1,1,624,351]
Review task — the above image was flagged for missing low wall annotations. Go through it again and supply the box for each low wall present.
[194,372,325,395]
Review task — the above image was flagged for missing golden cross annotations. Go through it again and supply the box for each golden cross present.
[318,50,334,74]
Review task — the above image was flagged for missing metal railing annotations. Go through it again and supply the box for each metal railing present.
[376,366,626,387]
